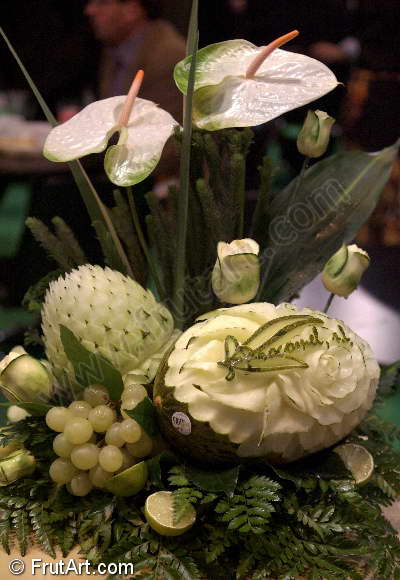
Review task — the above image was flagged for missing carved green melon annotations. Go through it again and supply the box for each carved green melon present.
[153,303,380,466]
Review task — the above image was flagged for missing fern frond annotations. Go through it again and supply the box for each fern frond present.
[11,508,29,556]
[26,217,73,269]
[216,475,281,534]
[51,217,87,265]
[172,487,203,525]
[0,512,11,554]
[29,503,55,558]
[168,466,190,487]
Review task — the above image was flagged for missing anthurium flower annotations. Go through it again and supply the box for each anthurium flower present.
[212,238,260,304]
[174,31,338,131]
[44,71,178,187]
[323,244,370,298]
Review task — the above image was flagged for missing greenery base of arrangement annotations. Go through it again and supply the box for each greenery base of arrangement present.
[1,368,400,580]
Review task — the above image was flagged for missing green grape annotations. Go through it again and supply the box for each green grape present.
[121,383,147,402]
[64,418,93,445]
[69,400,91,418]
[125,431,153,458]
[70,443,99,470]
[105,423,125,447]
[88,405,116,433]
[45,407,71,432]
[83,385,110,407]
[53,433,75,458]
[69,472,93,496]
[119,418,142,444]
[117,447,136,473]
[98,445,123,473]
[49,458,78,484]
[121,385,148,419]
[89,465,113,488]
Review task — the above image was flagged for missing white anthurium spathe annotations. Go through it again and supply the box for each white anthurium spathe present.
[44,91,178,187]
[212,239,260,304]
[174,31,338,131]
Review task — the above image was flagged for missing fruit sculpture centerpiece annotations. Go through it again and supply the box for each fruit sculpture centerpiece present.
[1,4,400,578]
[155,303,380,466]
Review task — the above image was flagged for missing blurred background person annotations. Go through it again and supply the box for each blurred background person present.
[85,0,186,123]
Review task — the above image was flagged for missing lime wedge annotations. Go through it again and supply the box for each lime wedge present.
[144,491,196,537]
[105,461,148,497]
[334,443,374,485]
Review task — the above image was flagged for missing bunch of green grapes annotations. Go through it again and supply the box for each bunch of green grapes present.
[46,383,153,496]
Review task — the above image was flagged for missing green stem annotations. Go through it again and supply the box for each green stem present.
[70,161,133,278]
[126,187,165,300]
[255,251,274,302]
[231,153,246,239]
[323,293,335,314]
[173,0,199,329]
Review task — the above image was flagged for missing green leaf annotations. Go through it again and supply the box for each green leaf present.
[146,451,178,488]
[60,326,123,401]
[185,464,240,494]
[0,402,52,416]
[258,141,399,303]
[125,397,158,438]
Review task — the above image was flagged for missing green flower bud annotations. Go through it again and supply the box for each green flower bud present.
[0,349,52,403]
[323,244,370,297]
[7,405,31,423]
[297,110,335,158]
[212,239,260,305]
[0,449,36,486]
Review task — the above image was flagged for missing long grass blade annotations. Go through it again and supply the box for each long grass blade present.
[0,25,133,278]
[173,0,199,328]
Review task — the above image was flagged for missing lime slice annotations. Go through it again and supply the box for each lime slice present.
[334,443,374,485]
[105,461,148,497]
[145,491,196,537]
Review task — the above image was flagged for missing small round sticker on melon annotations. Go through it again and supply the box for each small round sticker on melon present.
[171,412,192,435]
